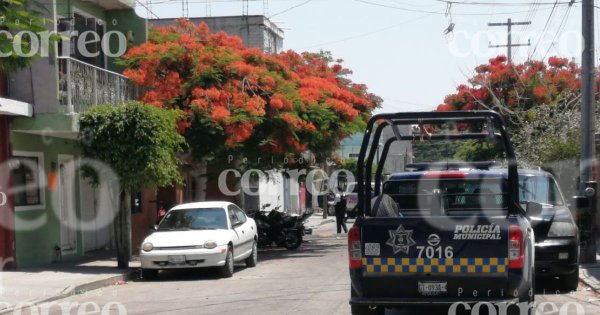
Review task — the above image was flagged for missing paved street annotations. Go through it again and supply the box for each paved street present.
[14,227,600,315]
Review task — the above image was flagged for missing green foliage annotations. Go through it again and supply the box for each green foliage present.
[342,158,385,177]
[343,158,358,175]
[540,131,581,163]
[454,140,504,162]
[79,102,187,191]
[412,141,458,163]
[0,0,58,72]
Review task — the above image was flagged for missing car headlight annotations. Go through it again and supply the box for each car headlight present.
[548,222,577,238]
[204,240,218,249]
[142,242,154,252]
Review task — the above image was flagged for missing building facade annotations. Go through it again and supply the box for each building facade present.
[151,15,284,54]
[4,0,146,267]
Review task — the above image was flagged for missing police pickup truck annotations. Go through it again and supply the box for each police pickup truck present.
[348,111,535,315]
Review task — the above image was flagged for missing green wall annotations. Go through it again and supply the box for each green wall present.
[11,132,83,267]
[57,0,106,20]
[56,0,147,73]
[106,9,148,73]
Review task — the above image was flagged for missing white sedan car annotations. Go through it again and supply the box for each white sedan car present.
[140,202,258,279]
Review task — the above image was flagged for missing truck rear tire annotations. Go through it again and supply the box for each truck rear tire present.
[351,305,385,315]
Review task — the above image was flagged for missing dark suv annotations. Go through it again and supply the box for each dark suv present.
[515,169,579,291]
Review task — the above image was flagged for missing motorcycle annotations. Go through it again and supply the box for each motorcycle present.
[248,204,313,250]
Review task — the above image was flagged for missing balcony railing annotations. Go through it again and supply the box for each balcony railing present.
[58,57,139,113]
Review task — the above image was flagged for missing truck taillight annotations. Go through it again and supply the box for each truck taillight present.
[509,225,524,269]
[348,226,362,270]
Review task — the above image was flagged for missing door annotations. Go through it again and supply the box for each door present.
[228,205,252,258]
[58,155,77,254]
[234,206,254,255]
[80,177,112,252]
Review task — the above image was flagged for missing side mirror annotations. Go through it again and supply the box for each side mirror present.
[526,202,543,217]
[572,196,590,209]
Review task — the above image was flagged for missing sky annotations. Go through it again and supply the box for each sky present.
[135,0,588,113]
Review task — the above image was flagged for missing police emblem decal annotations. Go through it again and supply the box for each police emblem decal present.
[386,225,417,255]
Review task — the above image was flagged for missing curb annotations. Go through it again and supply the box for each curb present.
[579,265,600,294]
[0,269,140,314]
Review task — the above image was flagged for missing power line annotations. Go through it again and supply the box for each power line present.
[529,0,559,58]
[435,0,578,5]
[515,0,540,56]
[353,0,575,16]
[137,0,161,19]
[269,0,314,18]
[299,13,434,50]
[542,1,575,59]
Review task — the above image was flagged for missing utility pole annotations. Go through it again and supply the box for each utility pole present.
[182,0,189,18]
[263,0,269,16]
[488,19,531,64]
[243,0,249,16]
[206,0,212,17]
[579,0,597,264]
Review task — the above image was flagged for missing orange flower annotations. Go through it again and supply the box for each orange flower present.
[211,106,230,122]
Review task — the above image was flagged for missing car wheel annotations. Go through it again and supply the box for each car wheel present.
[283,232,302,250]
[220,246,234,278]
[561,268,580,292]
[142,269,158,280]
[351,305,385,315]
[245,241,258,267]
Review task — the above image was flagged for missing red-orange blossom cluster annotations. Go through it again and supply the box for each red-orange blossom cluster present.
[121,20,381,163]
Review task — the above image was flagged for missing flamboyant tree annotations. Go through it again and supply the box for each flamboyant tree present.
[434,55,599,165]
[119,20,381,169]
[437,55,582,125]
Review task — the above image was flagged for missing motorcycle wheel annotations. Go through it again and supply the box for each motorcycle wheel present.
[283,232,302,250]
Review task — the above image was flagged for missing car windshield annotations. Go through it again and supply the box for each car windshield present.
[519,175,565,206]
[158,208,227,230]
[383,178,506,211]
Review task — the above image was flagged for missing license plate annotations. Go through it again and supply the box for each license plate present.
[418,281,447,296]
[168,255,186,264]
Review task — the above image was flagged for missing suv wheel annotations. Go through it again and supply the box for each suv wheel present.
[561,268,580,292]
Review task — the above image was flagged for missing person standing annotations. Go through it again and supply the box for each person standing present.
[335,194,348,234]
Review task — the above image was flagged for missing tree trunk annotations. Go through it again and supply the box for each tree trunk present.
[0,71,8,97]
[114,190,132,269]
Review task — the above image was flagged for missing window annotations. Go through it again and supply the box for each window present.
[383,178,507,211]
[228,205,247,226]
[158,208,227,230]
[519,175,565,206]
[234,207,247,224]
[10,152,45,210]
[58,11,106,68]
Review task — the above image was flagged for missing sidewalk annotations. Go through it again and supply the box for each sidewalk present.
[305,212,352,239]
[0,214,340,313]
[0,252,140,314]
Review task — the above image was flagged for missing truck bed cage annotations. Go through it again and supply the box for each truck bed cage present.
[356,111,521,217]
